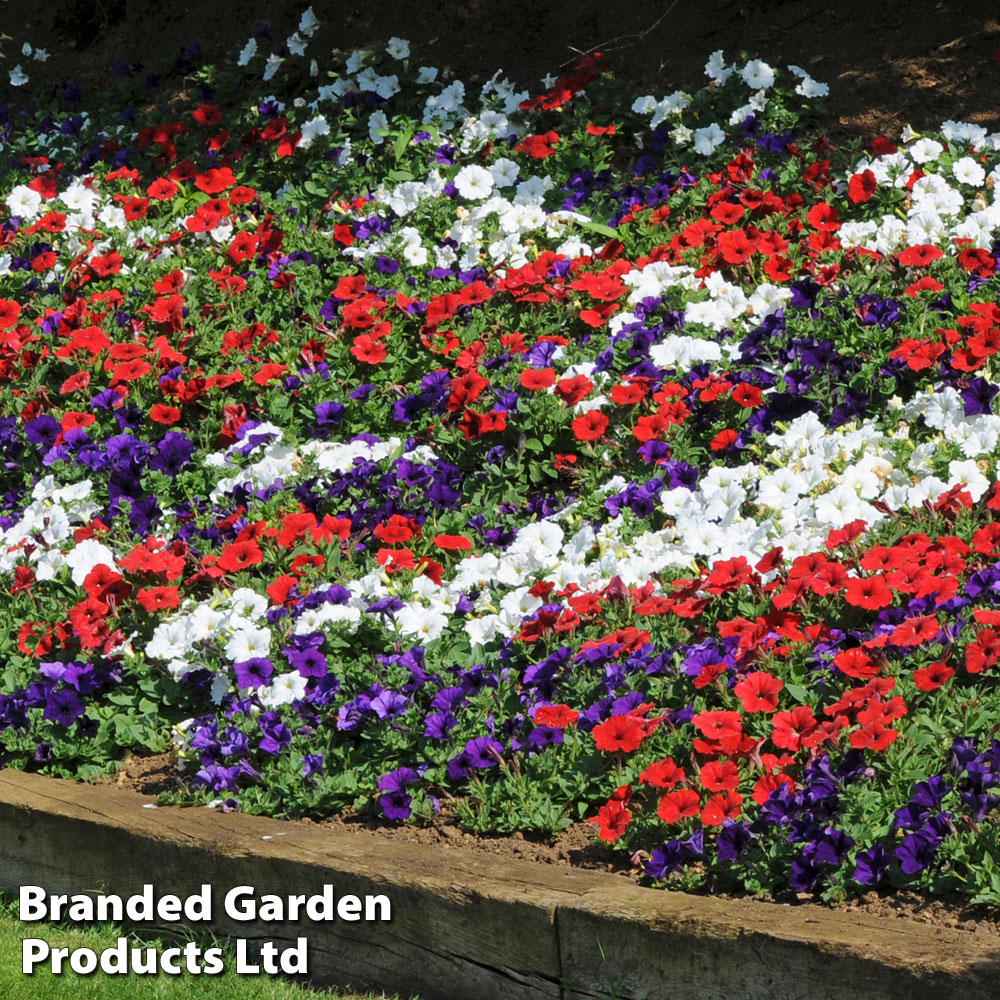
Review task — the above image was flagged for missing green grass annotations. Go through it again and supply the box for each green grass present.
[0,893,415,1000]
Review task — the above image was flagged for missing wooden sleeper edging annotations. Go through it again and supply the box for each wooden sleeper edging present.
[0,770,996,999]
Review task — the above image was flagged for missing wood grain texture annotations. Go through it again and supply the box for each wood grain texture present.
[0,771,998,999]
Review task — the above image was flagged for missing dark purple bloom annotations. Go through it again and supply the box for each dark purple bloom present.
[716,821,752,862]
[233,658,274,689]
[853,844,890,886]
[42,687,85,727]
[371,690,408,719]
[25,415,62,450]
[150,432,194,476]
[301,753,325,776]
[894,831,940,875]
[258,718,293,754]
[424,711,457,740]
[527,725,564,749]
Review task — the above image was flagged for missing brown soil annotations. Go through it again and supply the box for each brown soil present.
[103,750,1000,938]
[2,1,1000,140]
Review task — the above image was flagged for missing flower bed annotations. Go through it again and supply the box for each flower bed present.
[2,8,1000,907]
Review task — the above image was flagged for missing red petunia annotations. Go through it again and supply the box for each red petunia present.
[572,410,609,442]
[149,404,182,425]
[710,428,739,451]
[701,790,743,826]
[533,704,579,729]
[587,797,631,842]
[592,714,646,753]
[350,334,387,364]
[433,533,473,551]
[0,299,22,329]
[771,705,818,751]
[136,586,181,612]
[519,367,556,390]
[752,772,794,805]
[147,177,179,200]
[889,615,939,647]
[731,383,763,408]
[833,648,879,679]
[734,671,783,713]
[699,760,740,793]
[229,185,256,204]
[897,244,943,267]
[216,539,264,573]
[966,628,1000,673]
[515,131,560,159]
[692,710,744,754]
[639,757,685,789]
[194,166,236,194]
[844,574,893,609]
[553,374,594,405]
[252,363,289,385]
[192,104,222,126]
[657,788,701,824]
[913,661,954,691]
[847,169,878,204]
[59,371,90,394]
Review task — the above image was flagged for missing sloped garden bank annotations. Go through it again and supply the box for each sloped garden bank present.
[3,2,1000,945]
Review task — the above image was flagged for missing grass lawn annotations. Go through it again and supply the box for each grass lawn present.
[0,893,415,1000]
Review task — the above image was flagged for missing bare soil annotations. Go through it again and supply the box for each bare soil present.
[2,1,1000,140]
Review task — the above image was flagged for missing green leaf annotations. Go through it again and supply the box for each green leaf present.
[580,220,619,240]
[783,683,808,704]
[394,127,414,162]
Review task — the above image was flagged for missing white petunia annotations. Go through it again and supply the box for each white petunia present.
[224,626,272,663]
[908,137,944,164]
[258,673,309,708]
[237,38,257,66]
[262,53,283,82]
[298,115,329,149]
[953,156,986,187]
[368,110,388,144]
[64,539,118,586]
[454,164,494,200]
[489,157,520,188]
[298,6,320,36]
[6,185,42,219]
[692,123,726,155]
[740,59,774,90]
[705,50,732,85]
[386,37,410,60]
[396,606,449,642]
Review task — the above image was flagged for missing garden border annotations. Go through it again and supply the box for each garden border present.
[0,770,996,999]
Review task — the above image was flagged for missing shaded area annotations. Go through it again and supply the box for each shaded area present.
[2,0,1000,138]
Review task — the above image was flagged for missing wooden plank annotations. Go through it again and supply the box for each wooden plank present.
[0,771,566,999]
[557,885,1000,1000]
[1,771,998,1000]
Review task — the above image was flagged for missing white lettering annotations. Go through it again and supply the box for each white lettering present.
[224,886,255,921]
[21,939,48,972]
[69,947,97,975]
[235,938,259,973]
[19,886,47,921]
